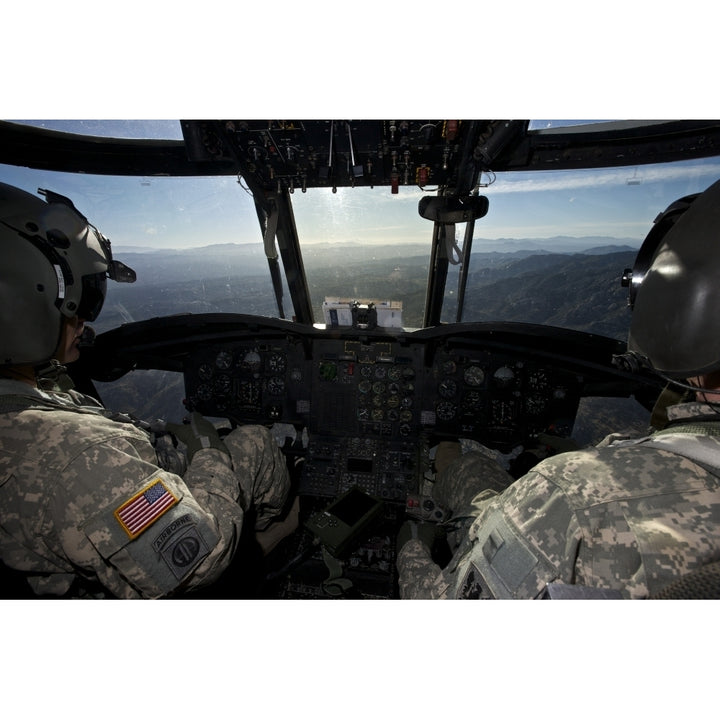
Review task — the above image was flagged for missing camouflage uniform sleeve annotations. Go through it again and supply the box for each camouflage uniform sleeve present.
[48,433,246,598]
[218,425,291,531]
[396,539,450,598]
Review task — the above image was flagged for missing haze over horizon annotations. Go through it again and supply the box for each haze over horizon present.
[111,234,642,255]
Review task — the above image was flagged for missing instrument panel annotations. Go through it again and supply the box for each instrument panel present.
[181,323,598,505]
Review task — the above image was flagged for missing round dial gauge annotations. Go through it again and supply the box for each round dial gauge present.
[214,374,231,392]
[215,351,233,370]
[267,377,285,395]
[195,383,212,400]
[442,360,457,374]
[268,353,286,373]
[436,401,456,421]
[242,350,262,372]
[525,394,546,415]
[464,365,485,386]
[493,366,515,388]
[438,378,458,398]
[463,391,482,409]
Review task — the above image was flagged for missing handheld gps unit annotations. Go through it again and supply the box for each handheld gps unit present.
[304,486,385,557]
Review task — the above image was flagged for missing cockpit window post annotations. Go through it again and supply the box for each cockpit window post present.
[423,191,453,327]
[455,209,477,322]
[265,187,314,325]
[420,192,490,326]
[254,197,286,320]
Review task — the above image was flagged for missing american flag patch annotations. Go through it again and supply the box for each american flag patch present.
[114,479,178,539]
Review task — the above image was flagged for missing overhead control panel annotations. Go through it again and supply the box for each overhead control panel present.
[180,120,502,193]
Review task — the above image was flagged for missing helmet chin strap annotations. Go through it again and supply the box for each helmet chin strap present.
[34,359,67,381]
[33,359,75,392]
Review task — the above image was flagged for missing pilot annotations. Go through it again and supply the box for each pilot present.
[397,178,720,599]
[0,182,292,598]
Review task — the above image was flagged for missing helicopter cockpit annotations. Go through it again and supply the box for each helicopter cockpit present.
[3,119,720,599]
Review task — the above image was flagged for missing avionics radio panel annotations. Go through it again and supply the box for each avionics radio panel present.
[300,435,423,502]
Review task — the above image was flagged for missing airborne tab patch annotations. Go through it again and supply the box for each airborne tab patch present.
[114,479,178,539]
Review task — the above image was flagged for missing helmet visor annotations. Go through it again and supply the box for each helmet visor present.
[77,271,107,321]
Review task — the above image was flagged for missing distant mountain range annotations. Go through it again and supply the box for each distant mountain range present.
[114,235,639,260]
[111,236,640,292]
[102,239,638,337]
[469,236,640,254]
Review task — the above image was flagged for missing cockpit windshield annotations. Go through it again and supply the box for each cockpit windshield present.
[294,157,720,333]
[3,120,719,342]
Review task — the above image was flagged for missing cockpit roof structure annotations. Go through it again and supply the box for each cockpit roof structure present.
[3,119,720,182]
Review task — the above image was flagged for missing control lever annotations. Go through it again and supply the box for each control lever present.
[319,120,334,180]
[346,122,364,178]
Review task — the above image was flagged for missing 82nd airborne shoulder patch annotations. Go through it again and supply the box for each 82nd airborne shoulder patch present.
[459,562,493,599]
[114,479,179,539]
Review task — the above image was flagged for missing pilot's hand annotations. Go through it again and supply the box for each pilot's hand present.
[396,520,445,556]
[165,412,230,463]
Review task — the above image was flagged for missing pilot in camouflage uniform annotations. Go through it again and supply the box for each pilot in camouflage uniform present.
[0,182,290,598]
[398,178,720,599]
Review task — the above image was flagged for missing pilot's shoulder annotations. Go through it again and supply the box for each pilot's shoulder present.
[1,396,153,469]
[526,436,720,508]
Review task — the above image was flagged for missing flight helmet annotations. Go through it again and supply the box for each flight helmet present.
[0,182,135,366]
[626,177,720,378]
